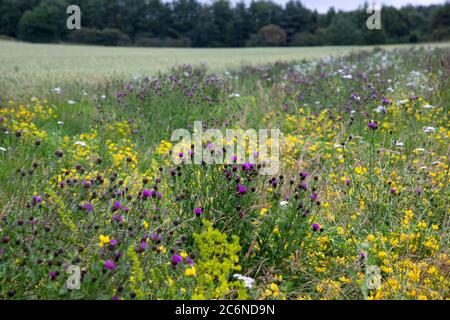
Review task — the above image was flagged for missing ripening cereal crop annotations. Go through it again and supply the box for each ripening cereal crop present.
[0,46,449,300]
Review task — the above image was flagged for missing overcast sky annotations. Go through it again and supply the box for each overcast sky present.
[200,0,448,13]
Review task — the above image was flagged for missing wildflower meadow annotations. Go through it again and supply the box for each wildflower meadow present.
[0,45,449,301]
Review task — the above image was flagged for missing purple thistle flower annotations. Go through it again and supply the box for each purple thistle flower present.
[140,241,147,251]
[312,223,320,232]
[49,271,57,280]
[368,121,378,130]
[310,193,318,201]
[172,254,182,265]
[109,239,118,246]
[115,252,123,262]
[104,260,116,270]
[194,207,203,216]
[142,189,152,199]
[185,257,194,266]
[112,214,125,223]
[83,203,93,213]
[151,233,162,243]
[113,201,121,210]
[382,97,391,105]
[82,180,92,188]
[32,195,42,205]
[237,184,248,194]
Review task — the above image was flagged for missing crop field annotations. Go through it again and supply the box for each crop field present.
[2,40,450,94]
[0,41,449,300]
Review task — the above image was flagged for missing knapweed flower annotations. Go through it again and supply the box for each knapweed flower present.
[109,239,118,247]
[142,189,152,199]
[368,121,378,130]
[185,256,194,266]
[312,223,321,232]
[194,207,203,216]
[112,214,125,223]
[310,193,318,201]
[382,97,391,105]
[112,201,121,211]
[172,254,182,265]
[104,260,116,270]
[49,271,57,281]
[32,195,42,205]
[83,203,93,213]
[237,184,248,194]
[151,233,162,243]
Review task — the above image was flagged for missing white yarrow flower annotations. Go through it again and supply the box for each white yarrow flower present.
[52,87,62,94]
[375,106,387,113]
[74,141,86,148]
[423,126,435,133]
[233,274,255,289]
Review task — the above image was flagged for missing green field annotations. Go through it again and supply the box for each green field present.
[1,40,450,95]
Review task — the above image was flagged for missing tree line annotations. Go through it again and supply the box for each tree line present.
[1,0,449,47]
